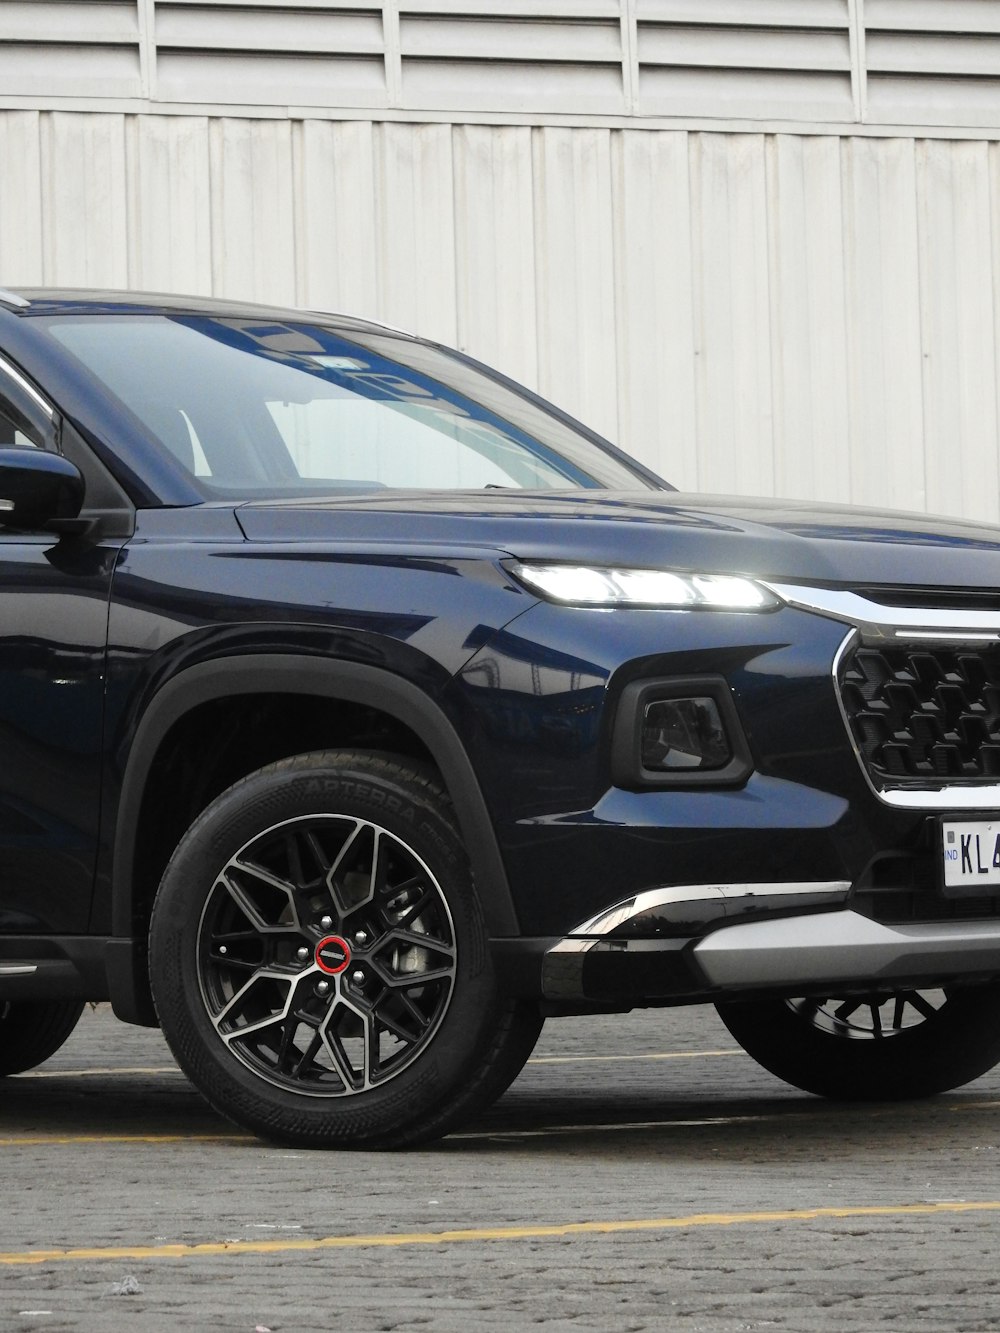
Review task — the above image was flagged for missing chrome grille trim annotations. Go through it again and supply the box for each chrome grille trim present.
[764,583,1000,636]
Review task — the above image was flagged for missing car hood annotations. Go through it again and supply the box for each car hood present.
[235,490,1000,590]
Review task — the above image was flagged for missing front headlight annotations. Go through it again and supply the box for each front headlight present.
[507,561,782,611]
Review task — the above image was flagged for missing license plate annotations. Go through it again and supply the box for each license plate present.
[942,820,1000,890]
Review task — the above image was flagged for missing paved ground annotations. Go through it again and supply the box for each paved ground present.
[2,1003,1000,1332]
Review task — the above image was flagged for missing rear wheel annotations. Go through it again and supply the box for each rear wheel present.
[716,985,1000,1100]
[0,999,85,1075]
[149,751,541,1148]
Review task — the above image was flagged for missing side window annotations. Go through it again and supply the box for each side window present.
[0,405,42,449]
[0,359,132,533]
[0,357,56,453]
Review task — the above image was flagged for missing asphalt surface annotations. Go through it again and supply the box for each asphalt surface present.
[3,1003,1000,1332]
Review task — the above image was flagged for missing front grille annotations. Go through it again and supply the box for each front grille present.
[852,585,1000,612]
[840,644,1000,782]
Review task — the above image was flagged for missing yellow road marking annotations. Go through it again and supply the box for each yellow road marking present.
[452,1115,768,1139]
[0,1134,250,1147]
[10,1050,744,1080]
[16,1066,181,1080]
[3,1201,1000,1266]
[456,1096,1000,1140]
[2,1091,996,1147]
[527,1049,743,1065]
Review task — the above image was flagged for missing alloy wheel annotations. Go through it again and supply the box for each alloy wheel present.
[197,814,457,1096]
[785,990,946,1039]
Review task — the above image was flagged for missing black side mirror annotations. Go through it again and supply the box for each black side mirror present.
[0,448,84,531]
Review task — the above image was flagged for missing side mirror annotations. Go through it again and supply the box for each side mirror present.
[0,448,84,531]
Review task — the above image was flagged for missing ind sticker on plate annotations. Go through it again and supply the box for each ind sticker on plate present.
[942,821,1000,888]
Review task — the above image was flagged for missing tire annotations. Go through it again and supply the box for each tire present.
[149,750,542,1149]
[716,985,1000,1100]
[0,999,85,1075]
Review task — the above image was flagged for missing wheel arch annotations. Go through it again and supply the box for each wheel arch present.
[109,655,519,1018]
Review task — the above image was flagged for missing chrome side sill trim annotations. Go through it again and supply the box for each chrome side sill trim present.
[695,909,1000,989]
[0,964,37,976]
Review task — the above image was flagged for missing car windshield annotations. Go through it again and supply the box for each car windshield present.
[41,314,659,498]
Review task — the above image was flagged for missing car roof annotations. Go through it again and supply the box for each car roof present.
[0,287,413,338]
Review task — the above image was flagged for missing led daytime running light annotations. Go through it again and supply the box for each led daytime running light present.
[510,562,781,610]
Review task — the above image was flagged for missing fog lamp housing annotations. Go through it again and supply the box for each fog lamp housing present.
[611,677,753,789]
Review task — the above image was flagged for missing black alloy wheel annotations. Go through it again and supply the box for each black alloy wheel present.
[149,751,542,1148]
[198,811,458,1097]
[717,984,1000,1100]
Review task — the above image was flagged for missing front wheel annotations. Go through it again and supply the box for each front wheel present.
[149,751,541,1148]
[716,985,1000,1100]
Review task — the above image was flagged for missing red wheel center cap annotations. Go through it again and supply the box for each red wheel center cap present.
[315,934,351,975]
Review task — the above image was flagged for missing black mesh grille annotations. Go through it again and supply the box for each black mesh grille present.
[840,644,1000,782]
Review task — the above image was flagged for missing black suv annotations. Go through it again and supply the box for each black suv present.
[2,287,1000,1148]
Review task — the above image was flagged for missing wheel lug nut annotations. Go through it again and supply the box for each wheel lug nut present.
[354,930,368,945]
[218,945,228,955]
[316,980,330,996]
[296,946,310,961]
[320,915,334,930]
[352,970,365,985]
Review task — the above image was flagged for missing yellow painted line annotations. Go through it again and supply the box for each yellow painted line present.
[3,1095,995,1148]
[3,1201,1000,1267]
[452,1115,769,1139]
[0,1117,774,1147]
[0,1134,250,1147]
[528,1049,743,1065]
[15,1066,180,1080]
[7,1051,744,1079]
[455,1096,1000,1140]
[11,1051,745,1080]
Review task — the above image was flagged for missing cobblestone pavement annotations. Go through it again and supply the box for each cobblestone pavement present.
[3,1003,1000,1332]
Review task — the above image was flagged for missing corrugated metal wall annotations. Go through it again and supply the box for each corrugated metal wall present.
[2,2,1000,520]
[3,111,999,521]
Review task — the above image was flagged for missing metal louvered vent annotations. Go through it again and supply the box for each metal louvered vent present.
[154,3,387,108]
[635,0,856,121]
[865,0,1000,129]
[8,0,1000,126]
[839,644,1000,783]
[399,6,626,114]
[0,0,142,99]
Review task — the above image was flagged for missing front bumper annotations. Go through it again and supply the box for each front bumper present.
[493,904,1000,1007]
[474,585,1000,1003]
